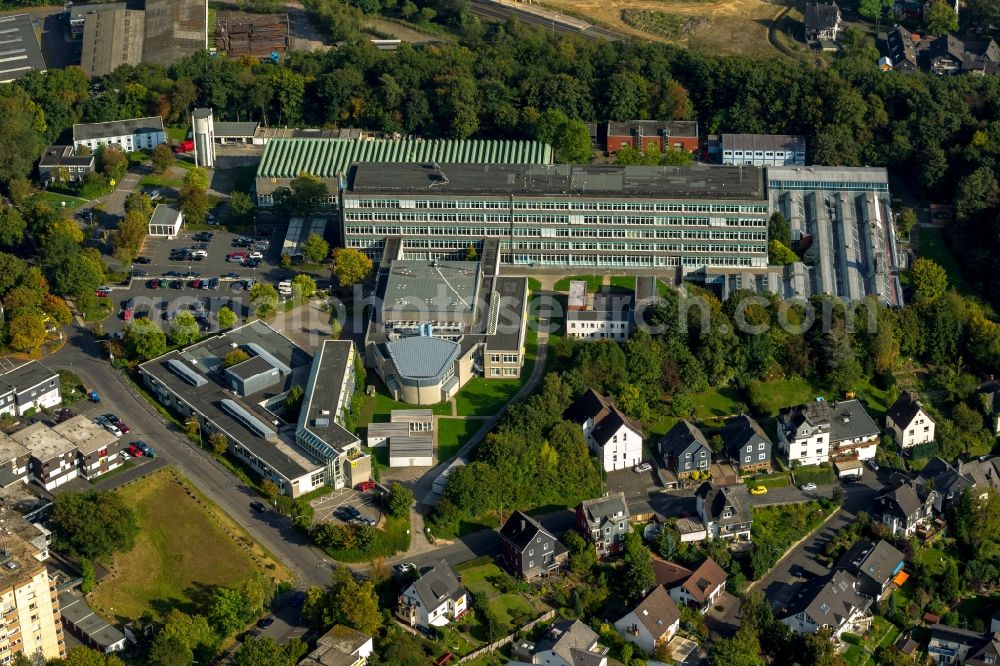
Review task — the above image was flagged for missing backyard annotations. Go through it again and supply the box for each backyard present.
[88,469,289,623]
[791,465,837,486]
[437,418,483,462]
[751,500,838,557]
[456,558,549,636]
[843,616,901,666]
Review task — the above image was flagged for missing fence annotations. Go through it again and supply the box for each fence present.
[457,609,557,663]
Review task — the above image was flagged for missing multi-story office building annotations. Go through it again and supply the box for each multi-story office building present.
[72,117,166,154]
[342,163,769,276]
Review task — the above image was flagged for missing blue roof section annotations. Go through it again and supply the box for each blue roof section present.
[257,137,553,179]
[385,337,461,382]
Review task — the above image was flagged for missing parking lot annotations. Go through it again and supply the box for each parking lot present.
[310,488,382,527]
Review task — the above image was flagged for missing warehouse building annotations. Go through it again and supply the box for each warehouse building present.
[343,162,769,277]
[80,7,145,78]
[255,137,553,206]
[139,323,369,497]
[141,0,207,67]
[721,134,806,167]
[0,14,47,84]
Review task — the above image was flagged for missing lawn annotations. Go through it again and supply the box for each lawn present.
[456,560,547,633]
[689,386,747,421]
[553,275,604,292]
[747,377,825,417]
[744,471,790,489]
[319,515,411,563]
[752,501,837,553]
[454,377,522,417]
[792,465,837,486]
[956,595,1000,628]
[610,276,636,292]
[89,469,289,623]
[32,190,88,211]
[918,227,970,295]
[56,368,86,405]
[359,380,452,427]
[437,418,482,463]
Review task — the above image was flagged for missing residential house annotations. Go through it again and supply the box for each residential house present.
[928,624,991,665]
[565,389,644,472]
[884,27,1000,75]
[886,25,921,72]
[660,421,712,480]
[614,586,680,656]
[299,625,374,666]
[885,391,935,449]
[967,632,1000,666]
[38,145,95,184]
[667,557,727,612]
[566,284,633,342]
[0,434,29,488]
[651,558,693,588]
[780,570,873,639]
[777,399,879,467]
[804,2,842,43]
[397,559,467,628]
[696,482,753,541]
[530,620,609,666]
[72,116,166,154]
[576,493,631,558]
[982,381,1000,435]
[598,121,699,155]
[915,456,1000,512]
[0,361,61,418]
[834,540,906,601]
[721,415,772,474]
[499,511,567,580]
[928,34,966,75]
[876,481,938,537]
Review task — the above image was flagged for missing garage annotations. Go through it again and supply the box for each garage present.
[148,204,183,238]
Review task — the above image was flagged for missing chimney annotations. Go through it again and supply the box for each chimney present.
[520,518,526,531]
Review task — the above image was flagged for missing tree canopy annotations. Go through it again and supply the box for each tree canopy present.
[50,490,139,561]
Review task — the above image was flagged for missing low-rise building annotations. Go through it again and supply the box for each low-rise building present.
[876,481,937,537]
[885,391,935,449]
[928,624,991,665]
[660,421,712,480]
[834,539,906,601]
[576,493,631,558]
[804,2,842,43]
[0,14,46,83]
[299,625,373,666]
[38,146,96,184]
[667,557,727,612]
[529,620,608,666]
[721,414,772,474]
[721,134,806,167]
[52,416,123,480]
[0,433,30,488]
[614,586,680,656]
[780,570,872,639]
[12,422,80,490]
[148,204,183,238]
[72,116,166,154]
[565,389,644,472]
[777,399,879,467]
[366,410,434,467]
[695,482,752,541]
[0,361,60,418]
[398,560,467,628]
[916,456,1000,512]
[58,589,126,654]
[566,284,632,342]
[499,511,567,580]
[598,121,700,154]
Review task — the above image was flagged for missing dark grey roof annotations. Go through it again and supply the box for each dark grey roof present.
[604,120,699,139]
[968,632,1000,666]
[142,0,207,67]
[565,389,643,447]
[917,457,972,498]
[483,276,528,352]
[73,116,164,142]
[805,2,840,31]
[297,340,360,453]
[722,134,806,153]
[786,570,871,628]
[214,121,260,137]
[836,539,904,585]
[0,14,46,83]
[385,337,462,381]
[579,492,629,527]
[348,163,766,201]
[564,388,608,425]
[412,559,465,608]
[535,620,600,666]
[500,510,553,552]
[721,415,771,460]
[930,623,988,645]
[779,399,877,443]
[661,420,710,458]
[0,361,56,394]
[225,355,275,381]
[887,25,920,69]
[38,146,94,168]
[58,590,126,651]
[928,34,966,62]
[696,482,752,527]
[885,391,927,429]
[149,204,181,228]
[879,481,934,519]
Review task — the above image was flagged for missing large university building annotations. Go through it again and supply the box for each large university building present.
[342,163,770,275]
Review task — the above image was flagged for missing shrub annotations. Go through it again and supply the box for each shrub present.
[841,632,861,645]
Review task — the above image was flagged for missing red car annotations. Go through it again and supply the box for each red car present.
[126,444,144,457]
[95,286,112,297]
[355,480,376,492]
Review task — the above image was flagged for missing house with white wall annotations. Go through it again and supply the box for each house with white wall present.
[667,557,727,613]
[780,570,873,640]
[565,389,643,472]
[777,399,879,467]
[0,361,61,418]
[398,560,467,628]
[72,116,166,154]
[885,391,935,449]
[614,586,680,656]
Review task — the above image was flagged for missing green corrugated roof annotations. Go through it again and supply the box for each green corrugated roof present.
[257,137,553,179]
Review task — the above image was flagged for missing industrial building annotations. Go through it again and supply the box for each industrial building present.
[343,162,769,276]
[141,0,207,67]
[255,137,553,205]
[191,107,215,167]
[68,2,125,37]
[365,241,529,405]
[721,134,807,166]
[214,12,289,61]
[80,6,145,78]
[0,14,47,84]
[139,323,370,497]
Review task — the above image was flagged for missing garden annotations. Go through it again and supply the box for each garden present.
[456,558,550,638]
[791,464,837,486]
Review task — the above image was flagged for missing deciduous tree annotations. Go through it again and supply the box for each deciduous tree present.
[170,311,199,346]
[218,305,238,330]
[50,491,139,561]
[8,311,46,354]
[123,318,167,360]
[331,248,372,288]
[151,143,174,174]
[249,282,279,318]
[301,233,330,263]
[910,258,948,304]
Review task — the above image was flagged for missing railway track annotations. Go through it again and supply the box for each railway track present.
[468,0,625,41]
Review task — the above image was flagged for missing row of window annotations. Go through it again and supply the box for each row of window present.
[744,453,768,462]
[343,213,768,228]
[488,353,520,364]
[349,238,765,255]
[490,367,520,376]
[348,198,768,213]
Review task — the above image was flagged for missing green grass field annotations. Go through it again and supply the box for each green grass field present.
[792,465,837,486]
[454,377,521,417]
[752,501,836,553]
[553,275,604,292]
[89,469,288,623]
[456,560,546,633]
[437,418,482,462]
[32,190,88,211]
[610,276,636,292]
[748,377,825,416]
[689,386,747,421]
[745,471,790,488]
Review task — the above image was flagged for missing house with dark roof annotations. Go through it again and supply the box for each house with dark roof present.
[0,361,60,418]
[565,389,644,472]
[72,116,166,154]
[721,415,772,473]
[968,632,1000,666]
[915,456,1000,512]
[576,493,631,558]
[38,146,95,184]
[928,34,966,74]
[885,391,935,449]
[834,540,905,601]
[667,557,727,612]
[651,558,693,588]
[499,511,567,579]
[696,482,752,541]
[876,480,937,537]
[660,421,711,479]
[928,624,993,664]
[598,121,699,155]
[398,559,467,628]
[777,399,879,467]
[531,620,609,666]
[804,2,841,43]
[299,624,373,666]
[887,25,921,72]
[983,381,1000,435]
[779,570,873,639]
[614,586,680,655]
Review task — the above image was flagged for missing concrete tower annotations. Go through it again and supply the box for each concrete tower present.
[191,107,215,168]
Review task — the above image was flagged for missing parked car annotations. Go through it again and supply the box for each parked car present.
[243,278,257,289]
[148,190,161,200]
[193,232,214,242]
[54,408,75,423]
[126,443,143,457]
[159,278,168,288]
[133,441,156,457]
[96,419,122,438]
[132,269,148,277]
[356,480,377,492]
[227,252,248,263]
[190,249,208,258]
[867,460,879,472]
[183,271,201,279]
[135,256,152,264]
[191,279,203,289]
[121,306,133,321]
[799,483,817,492]
[395,562,416,574]
[170,280,184,289]
[95,286,112,297]
[250,501,268,514]
[164,271,181,277]
[244,258,261,268]
[223,272,240,279]
[633,463,652,474]
[207,278,219,290]
[248,251,263,260]
[257,616,275,629]
[749,485,768,495]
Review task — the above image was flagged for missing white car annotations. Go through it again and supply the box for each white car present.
[633,463,653,473]
[800,482,817,492]
[190,250,208,258]
[248,251,263,260]
[94,418,122,437]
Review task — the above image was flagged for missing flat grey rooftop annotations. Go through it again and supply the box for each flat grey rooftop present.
[298,340,359,452]
[0,14,46,83]
[0,433,28,462]
[0,361,56,392]
[383,261,480,317]
[767,165,889,186]
[9,423,75,461]
[149,204,180,226]
[348,163,767,200]
[52,415,118,455]
[214,121,260,137]
[722,134,805,152]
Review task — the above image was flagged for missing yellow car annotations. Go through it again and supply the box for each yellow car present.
[749,485,768,495]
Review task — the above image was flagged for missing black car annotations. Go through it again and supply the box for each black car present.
[244,259,261,268]
[170,280,184,289]
[164,271,181,277]
[193,243,209,250]
[257,617,275,629]
[223,272,240,279]
[193,232,215,241]
[132,269,148,277]
[250,501,267,513]
[135,256,152,264]
[183,271,201,279]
